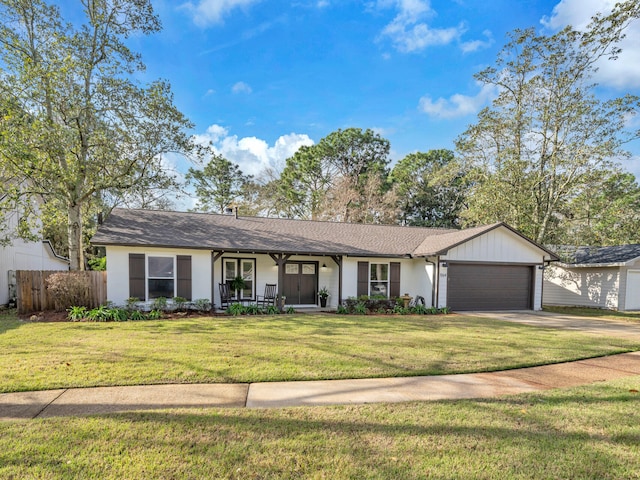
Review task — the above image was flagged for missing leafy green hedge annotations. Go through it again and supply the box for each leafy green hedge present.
[67,296,214,322]
[338,296,450,315]
[225,303,292,316]
[67,305,162,322]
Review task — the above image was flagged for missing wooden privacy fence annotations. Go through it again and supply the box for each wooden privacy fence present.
[16,270,107,314]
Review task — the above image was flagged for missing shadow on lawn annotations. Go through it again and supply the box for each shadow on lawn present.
[0,311,23,334]
[5,389,636,479]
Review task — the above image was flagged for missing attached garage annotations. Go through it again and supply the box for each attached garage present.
[420,224,556,311]
[447,264,533,311]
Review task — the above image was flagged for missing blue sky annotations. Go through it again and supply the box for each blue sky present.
[62,0,640,180]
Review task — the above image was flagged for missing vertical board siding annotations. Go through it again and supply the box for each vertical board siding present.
[447,228,544,263]
[16,270,107,314]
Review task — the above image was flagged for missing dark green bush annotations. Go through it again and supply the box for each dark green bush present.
[338,296,449,316]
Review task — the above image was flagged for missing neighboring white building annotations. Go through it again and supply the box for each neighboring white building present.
[1,206,69,306]
[544,245,640,311]
[92,209,558,312]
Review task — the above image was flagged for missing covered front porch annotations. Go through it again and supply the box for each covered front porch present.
[211,252,344,310]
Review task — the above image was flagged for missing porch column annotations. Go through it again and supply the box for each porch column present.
[269,253,291,311]
[211,251,224,311]
[331,255,343,306]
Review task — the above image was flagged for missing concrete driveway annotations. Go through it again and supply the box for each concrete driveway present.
[465,310,640,340]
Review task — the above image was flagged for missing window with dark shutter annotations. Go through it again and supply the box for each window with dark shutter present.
[129,253,145,300]
[390,262,401,298]
[357,261,369,297]
[176,255,192,300]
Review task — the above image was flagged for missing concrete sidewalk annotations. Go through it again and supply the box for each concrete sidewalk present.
[2,352,639,421]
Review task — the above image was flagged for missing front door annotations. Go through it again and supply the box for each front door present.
[283,262,317,304]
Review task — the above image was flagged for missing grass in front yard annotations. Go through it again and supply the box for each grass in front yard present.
[544,306,640,323]
[1,313,638,393]
[1,376,639,479]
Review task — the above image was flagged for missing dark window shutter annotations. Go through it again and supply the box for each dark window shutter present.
[129,254,145,301]
[390,262,401,298]
[176,255,192,300]
[357,261,369,297]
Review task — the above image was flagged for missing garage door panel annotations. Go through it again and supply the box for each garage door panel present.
[448,264,532,311]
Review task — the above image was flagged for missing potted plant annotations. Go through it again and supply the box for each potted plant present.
[318,286,330,308]
[230,276,246,297]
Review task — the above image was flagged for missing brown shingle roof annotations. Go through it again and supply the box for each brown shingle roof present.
[91,208,557,259]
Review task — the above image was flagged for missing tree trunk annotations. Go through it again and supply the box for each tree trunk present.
[68,201,84,270]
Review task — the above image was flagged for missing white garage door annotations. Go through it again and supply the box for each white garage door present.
[625,270,640,311]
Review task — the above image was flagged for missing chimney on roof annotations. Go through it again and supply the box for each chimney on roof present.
[223,206,239,218]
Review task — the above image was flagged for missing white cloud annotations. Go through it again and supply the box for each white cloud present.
[418,82,497,119]
[181,0,260,27]
[377,0,465,53]
[232,81,253,94]
[541,0,640,89]
[193,125,314,176]
[460,30,494,54]
[624,155,640,179]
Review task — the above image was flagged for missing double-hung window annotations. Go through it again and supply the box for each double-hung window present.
[129,254,191,301]
[370,263,389,297]
[223,258,255,300]
[148,256,175,299]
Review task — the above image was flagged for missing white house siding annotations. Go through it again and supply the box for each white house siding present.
[437,263,448,309]
[543,265,620,310]
[105,246,211,306]
[1,208,69,305]
[444,228,547,264]
[437,227,547,310]
[342,257,433,304]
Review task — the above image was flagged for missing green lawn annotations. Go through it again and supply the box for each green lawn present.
[1,377,638,479]
[1,311,639,393]
[544,305,640,323]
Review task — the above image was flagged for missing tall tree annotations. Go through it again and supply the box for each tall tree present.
[390,149,468,228]
[0,0,195,269]
[563,171,640,246]
[186,154,251,213]
[278,128,393,222]
[278,144,333,220]
[456,1,640,244]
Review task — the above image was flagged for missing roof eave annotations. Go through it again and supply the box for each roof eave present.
[557,261,631,268]
[92,240,414,258]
